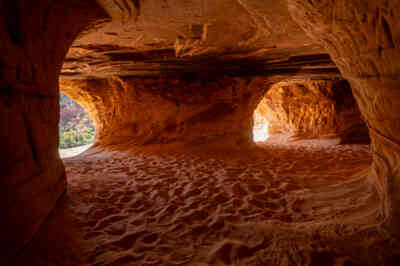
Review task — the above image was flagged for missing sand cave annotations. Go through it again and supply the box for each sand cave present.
[2,0,400,265]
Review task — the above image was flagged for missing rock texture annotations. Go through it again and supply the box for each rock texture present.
[0,0,108,261]
[287,0,400,236]
[255,80,370,143]
[61,76,268,146]
[61,0,339,80]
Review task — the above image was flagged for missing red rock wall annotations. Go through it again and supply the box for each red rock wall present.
[60,76,269,147]
[256,80,369,143]
[0,0,107,260]
[288,0,400,235]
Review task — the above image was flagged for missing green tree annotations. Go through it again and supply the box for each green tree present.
[59,93,95,149]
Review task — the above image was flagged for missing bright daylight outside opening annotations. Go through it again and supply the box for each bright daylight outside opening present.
[59,92,94,158]
[253,106,270,142]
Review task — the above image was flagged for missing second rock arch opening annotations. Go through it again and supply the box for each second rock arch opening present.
[252,80,370,145]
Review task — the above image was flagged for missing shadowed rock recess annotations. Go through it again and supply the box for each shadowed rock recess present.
[1,0,400,265]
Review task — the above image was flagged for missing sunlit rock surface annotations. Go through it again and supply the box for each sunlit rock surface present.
[253,111,270,142]
[256,80,370,143]
[60,76,268,147]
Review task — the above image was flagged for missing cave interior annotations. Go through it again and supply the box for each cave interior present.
[2,0,400,265]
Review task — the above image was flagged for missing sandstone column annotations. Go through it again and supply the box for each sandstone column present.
[288,0,400,235]
[0,0,107,260]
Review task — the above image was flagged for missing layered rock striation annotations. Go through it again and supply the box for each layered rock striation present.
[288,0,400,235]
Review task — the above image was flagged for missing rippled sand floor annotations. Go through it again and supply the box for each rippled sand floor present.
[15,137,400,265]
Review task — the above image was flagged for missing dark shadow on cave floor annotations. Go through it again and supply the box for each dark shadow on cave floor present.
[15,136,400,266]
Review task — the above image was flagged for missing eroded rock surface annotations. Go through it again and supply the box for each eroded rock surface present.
[61,76,269,146]
[61,0,337,79]
[287,0,400,236]
[0,0,107,260]
[255,80,370,143]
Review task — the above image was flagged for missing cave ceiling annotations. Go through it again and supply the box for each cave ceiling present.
[61,0,342,80]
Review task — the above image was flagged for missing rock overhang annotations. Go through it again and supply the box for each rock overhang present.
[61,0,341,81]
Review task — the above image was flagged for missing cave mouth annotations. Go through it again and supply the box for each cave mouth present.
[58,92,95,158]
[253,103,270,142]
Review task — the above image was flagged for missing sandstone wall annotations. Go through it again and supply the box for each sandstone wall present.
[61,76,269,147]
[0,0,107,260]
[288,0,400,235]
[256,80,369,143]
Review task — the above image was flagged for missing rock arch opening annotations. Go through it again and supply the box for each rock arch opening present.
[58,92,94,158]
[253,80,370,145]
[253,106,270,142]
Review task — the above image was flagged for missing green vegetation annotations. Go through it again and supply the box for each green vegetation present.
[59,93,95,149]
